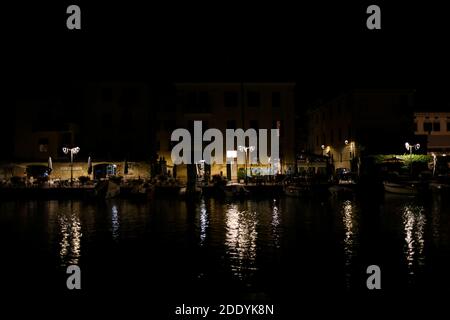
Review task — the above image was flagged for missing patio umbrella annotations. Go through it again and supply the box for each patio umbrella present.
[124,159,129,175]
[87,156,92,175]
[48,157,53,172]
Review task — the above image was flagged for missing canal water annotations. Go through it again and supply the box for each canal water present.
[1,194,449,316]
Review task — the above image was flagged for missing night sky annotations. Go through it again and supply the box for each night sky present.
[3,2,449,82]
[3,2,450,157]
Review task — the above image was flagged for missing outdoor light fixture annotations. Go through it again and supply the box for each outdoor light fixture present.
[238,145,255,183]
[405,142,420,151]
[345,140,349,145]
[63,146,80,185]
[404,142,420,175]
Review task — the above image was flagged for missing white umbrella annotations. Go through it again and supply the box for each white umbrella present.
[87,156,92,175]
[48,157,53,171]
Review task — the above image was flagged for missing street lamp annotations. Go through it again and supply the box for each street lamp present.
[63,146,80,185]
[405,142,420,175]
[238,145,255,183]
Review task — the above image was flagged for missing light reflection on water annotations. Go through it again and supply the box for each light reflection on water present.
[341,200,359,289]
[402,203,426,278]
[224,204,258,278]
[271,199,281,249]
[59,203,82,266]
[2,194,449,293]
[111,205,120,241]
[199,199,208,246]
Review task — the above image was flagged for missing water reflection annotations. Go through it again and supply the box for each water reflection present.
[111,205,120,241]
[402,203,426,278]
[199,199,208,246]
[271,199,281,249]
[59,204,82,266]
[341,200,359,288]
[225,204,258,278]
[431,195,442,246]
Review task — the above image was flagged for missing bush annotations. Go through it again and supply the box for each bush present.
[237,168,246,180]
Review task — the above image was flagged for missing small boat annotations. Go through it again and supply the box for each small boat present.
[223,183,250,198]
[429,176,450,195]
[284,183,312,197]
[283,176,329,197]
[329,172,357,197]
[383,181,420,195]
[95,180,121,199]
[129,182,154,200]
[179,185,202,199]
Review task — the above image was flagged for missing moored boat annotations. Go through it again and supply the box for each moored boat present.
[223,183,250,198]
[383,181,421,195]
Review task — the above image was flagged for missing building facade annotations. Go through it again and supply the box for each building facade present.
[155,83,296,181]
[307,90,415,172]
[414,112,450,155]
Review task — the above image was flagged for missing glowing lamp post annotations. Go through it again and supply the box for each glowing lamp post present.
[62,146,80,185]
[238,145,255,183]
[405,142,420,175]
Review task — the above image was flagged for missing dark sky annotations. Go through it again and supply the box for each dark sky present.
[4,2,450,85]
[3,2,450,119]
[2,2,450,161]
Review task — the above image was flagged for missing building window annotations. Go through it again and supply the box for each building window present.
[272,92,281,108]
[226,120,236,129]
[102,112,113,129]
[247,92,260,108]
[400,95,409,108]
[447,122,450,132]
[102,87,113,102]
[423,122,432,132]
[433,122,441,132]
[38,138,49,153]
[249,120,259,130]
[198,92,210,112]
[186,92,197,111]
[120,87,139,107]
[413,122,418,132]
[224,92,238,108]
[185,92,211,113]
